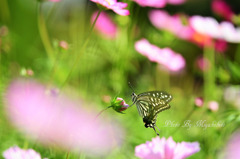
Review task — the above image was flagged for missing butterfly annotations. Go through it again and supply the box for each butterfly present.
[129,83,173,135]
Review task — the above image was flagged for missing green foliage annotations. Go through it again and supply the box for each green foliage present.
[1,0,240,159]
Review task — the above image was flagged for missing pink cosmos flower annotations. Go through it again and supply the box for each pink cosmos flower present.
[134,0,185,8]
[90,0,129,16]
[135,136,200,159]
[4,79,122,155]
[135,39,185,72]
[3,146,41,159]
[189,16,221,39]
[224,86,240,109]
[207,101,219,112]
[49,0,60,2]
[133,0,167,8]
[212,0,234,21]
[149,10,193,40]
[91,11,117,39]
[189,16,240,43]
[223,131,240,159]
[148,10,216,47]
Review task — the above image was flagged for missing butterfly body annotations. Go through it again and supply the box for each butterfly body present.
[131,91,172,131]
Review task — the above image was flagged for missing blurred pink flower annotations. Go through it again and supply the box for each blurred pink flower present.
[212,0,234,21]
[196,57,210,71]
[149,10,193,40]
[224,86,240,109]
[92,11,117,39]
[189,16,240,43]
[195,97,204,107]
[134,0,185,7]
[20,68,34,77]
[59,40,69,50]
[135,136,200,159]
[133,0,167,8]
[214,39,227,52]
[5,79,122,155]
[90,0,129,16]
[223,130,240,159]
[135,39,185,72]
[49,0,60,2]
[3,146,41,159]
[207,101,219,112]
[189,16,221,39]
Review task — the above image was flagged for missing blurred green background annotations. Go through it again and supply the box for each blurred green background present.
[1,0,240,158]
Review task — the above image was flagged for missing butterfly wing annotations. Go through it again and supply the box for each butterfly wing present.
[135,100,150,118]
[136,91,172,128]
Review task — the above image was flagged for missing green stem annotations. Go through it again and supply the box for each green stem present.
[66,151,70,159]
[60,10,101,89]
[37,2,54,60]
[48,48,62,84]
[234,44,240,63]
[203,44,215,105]
[95,106,112,120]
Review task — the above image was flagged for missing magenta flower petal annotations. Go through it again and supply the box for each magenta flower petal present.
[91,11,117,39]
[164,137,176,158]
[135,39,185,72]
[90,0,129,16]
[215,39,227,52]
[112,8,130,16]
[212,0,234,21]
[3,146,41,159]
[174,141,201,158]
[135,136,200,159]
[189,16,220,39]
[149,10,170,30]
[4,79,122,155]
[135,38,161,62]
[133,0,167,8]
[223,131,240,159]
[149,10,193,40]
[189,15,240,43]
[220,22,240,43]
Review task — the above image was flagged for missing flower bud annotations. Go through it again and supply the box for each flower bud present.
[208,101,219,112]
[195,97,204,107]
[111,97,129,113]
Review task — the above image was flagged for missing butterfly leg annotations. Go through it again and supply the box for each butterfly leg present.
[152,127,159,136]
[155,125,161,132]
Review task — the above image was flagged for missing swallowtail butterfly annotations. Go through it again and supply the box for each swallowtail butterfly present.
[129,83,172,135]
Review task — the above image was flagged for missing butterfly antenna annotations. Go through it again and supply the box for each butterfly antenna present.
[128,82,135,93]
[153,127,159,136]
